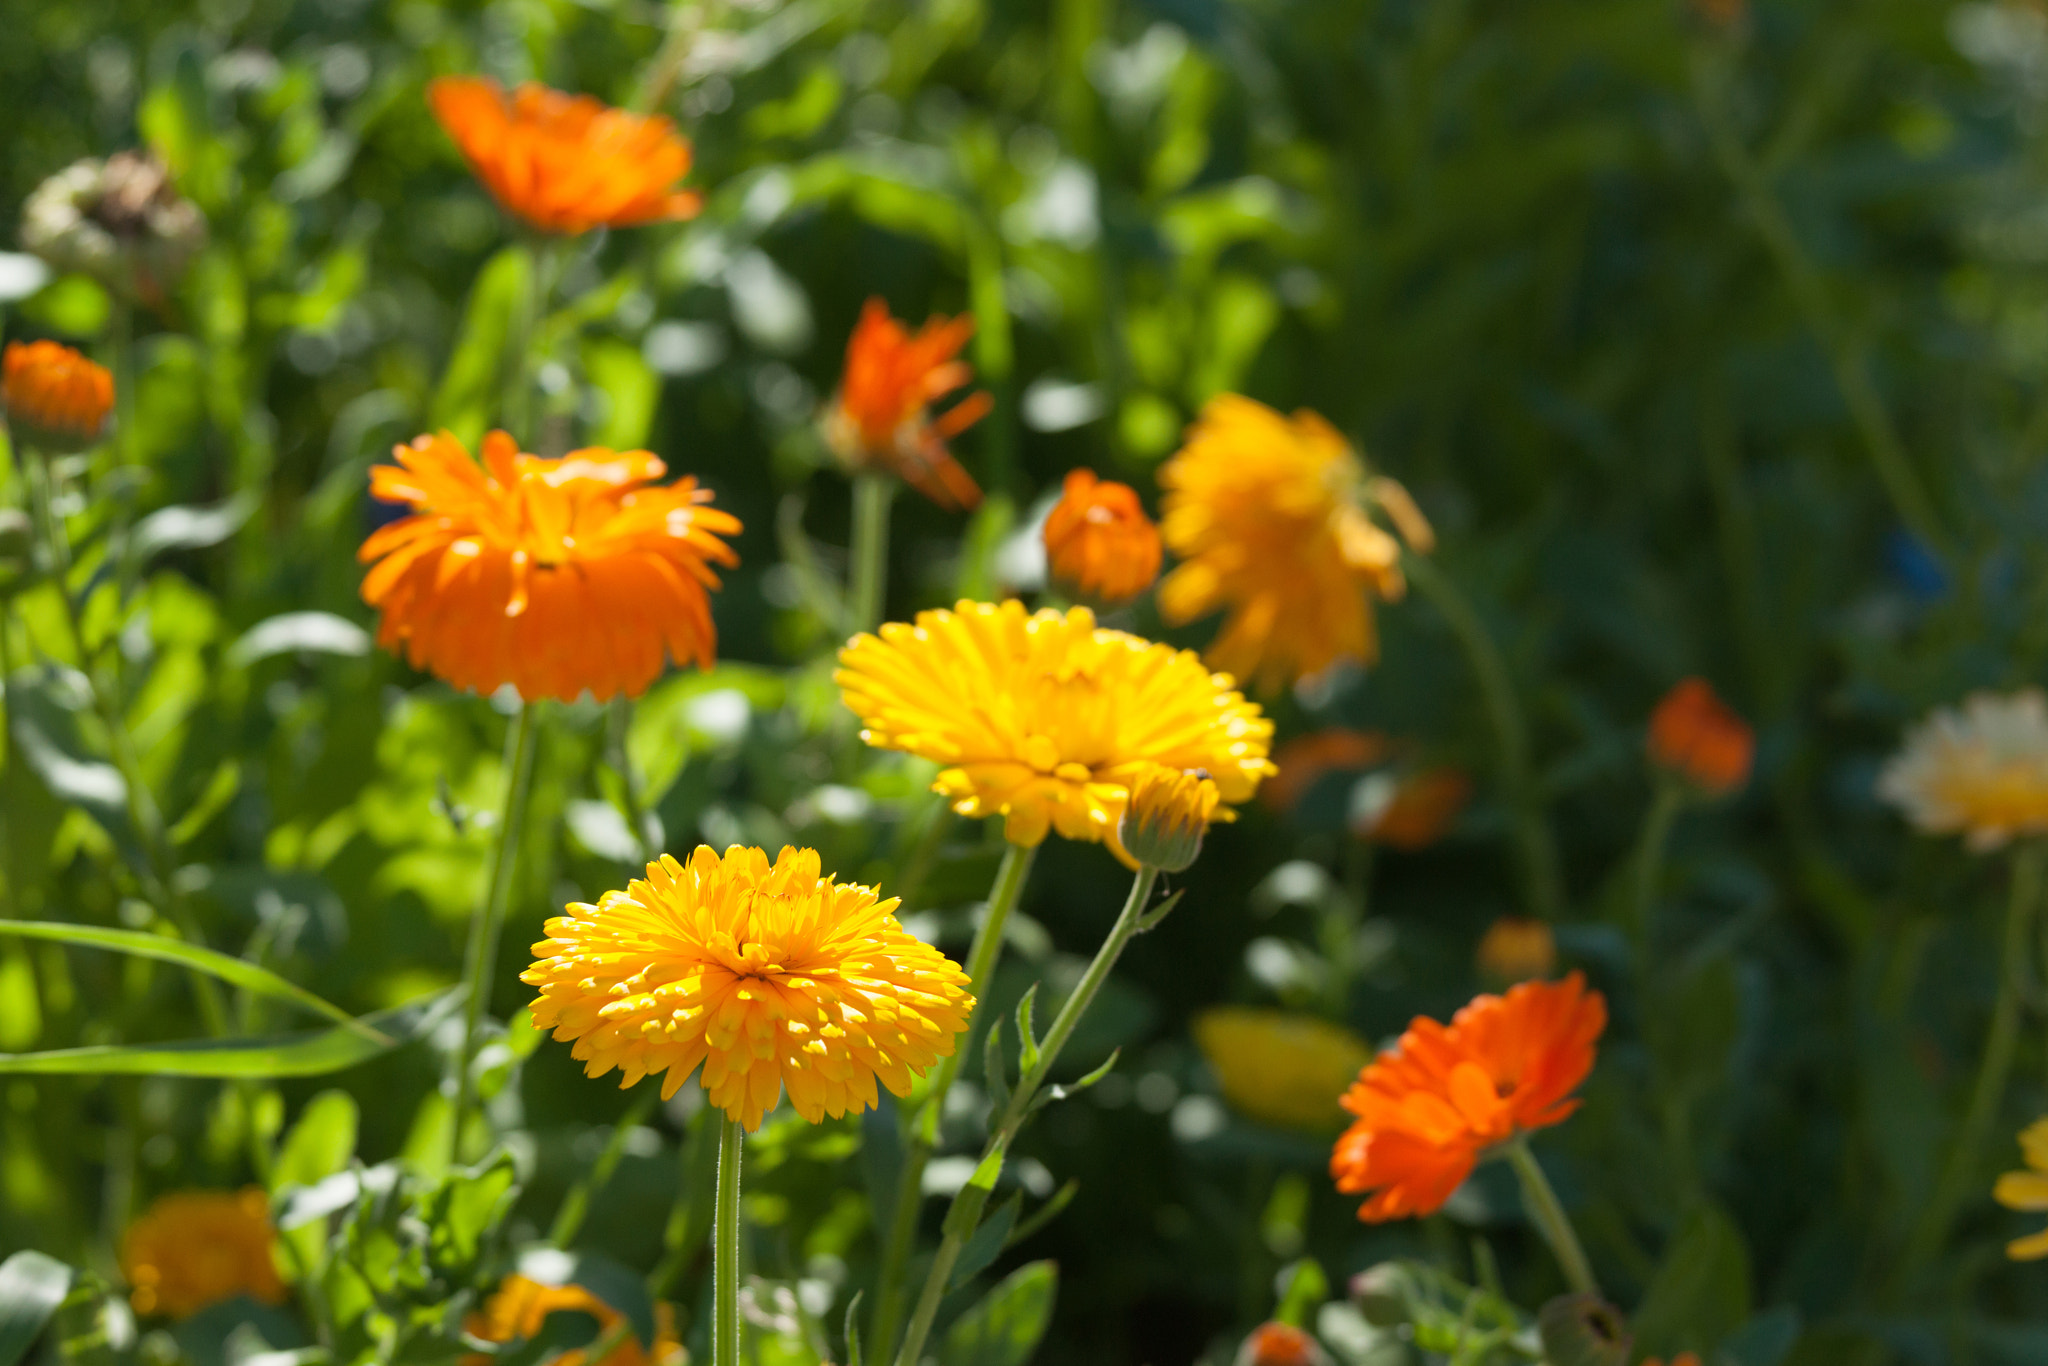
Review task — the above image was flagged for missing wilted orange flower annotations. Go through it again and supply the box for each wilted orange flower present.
[1648,678,1754,796]
[525,845,973,1132]
[1237,1322,1325,1366]
[1476,916,1557,984]
[837,600,1274,849]
[428,77,700,235]
[822,298,990,510]
[3,339,113,450]
[1159,395,1433,692]
[1331,973,1606,1222]
[1262,729,1391,814]
[121,1189,285,1319]
[1042,469,1162,605]
[1354,767,1469,849]
[359,430,739,703]
[465,1275,682,1366]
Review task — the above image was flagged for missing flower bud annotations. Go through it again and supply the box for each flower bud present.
[1647,677,1753,797]
[1476,916,1556,985]
[1536,1294,1631,1366]
[1234,1321,1326,1366]
[21,151,206,302]
[1119,765,1221,872]
[1348,1262,1417,1328]
[3,340,113,452]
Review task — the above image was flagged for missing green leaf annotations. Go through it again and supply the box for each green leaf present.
[0,1252,73,1366]
[1030,1047,1121,1116]
[272,1091,360,1193]
[950,1191,1020,1290]
[940,1261,1057,1366]
[982,1017,1010,1118]
[1273,1257,1329,1328]
[1013,985,1040,1077]
[429,244,530,443]
[843,1290,864,1366]
[0,988,455,1079]
[582,337,659,451]
[942,1141,1008,1242]
[225,612,371,667]
[431,1153,521,1272]
[1722,1307,1802,1366]
[1631,1202,1752,1357]
[167,759,241,847]
[127,494,259,566]
[0,921,378,1039]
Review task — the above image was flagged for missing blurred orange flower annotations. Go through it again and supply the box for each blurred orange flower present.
[427,77,700,235]
[1042,469,1162,605]
[465,1274,682,1366]
[1330,972,1606,1222]
[1158,394,1432,692]
[823,297,989,510]
[359,430,739,702]
[2,339,112,450]
[1262,729,1391,814]
[1642,1356,1703,1366]
[121,1188,285,1319]
[1238,1321,1326,1366]
[1476,916,1556,984]
[1647,678,1754,796]
[1355,766,1469,849]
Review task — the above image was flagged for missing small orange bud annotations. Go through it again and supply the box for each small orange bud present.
[1238,1321,1325,1366]
[1042,468,1162,605]
[1647,678,1754,796]
[3,340,112,451]
[1642,1355,1703,1366]
[1354,767,1470,849]
[1476,916,1557,984]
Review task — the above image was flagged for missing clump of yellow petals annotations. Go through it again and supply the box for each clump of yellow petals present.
[1158,394,1433,693]
[121,1189,286,1319]
[1878,690,2048,852]
[836,599,1275,848]
[464,1275,682,1366]
[1195,1008,1373,1132]
[524,845,973,1132]
[1995,1117,2048,1260]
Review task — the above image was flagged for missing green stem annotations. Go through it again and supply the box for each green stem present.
[606,695,659,869]
[1325,837,1374,1017]
[1406,555,1562,921]
[893,862,1160,1366]
[634,0,724,113]
[1505,1137,1598,1296]
[448,703,541,1164]
[965,227,1014,495]
[870,841,1037,1362]
[1628,782,1685,948]
[552,1085,661,1248]
[504,238,553,441]
[849,474,895,636]
[713,1113,744,1366]
[1900,842,2046,1279]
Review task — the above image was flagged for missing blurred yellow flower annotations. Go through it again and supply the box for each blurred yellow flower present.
[121,1189,286,1319]
[1119,765,1222,872]
[524,845,973,1132]
[1195,1008,1373,1132]
[1475,916,1557,984]
[1994,1117,2048,1260]
[1878,690,2048,851]
[1158,395,1432,693]
[464,1275,682,1366]
[836,599,1274,848]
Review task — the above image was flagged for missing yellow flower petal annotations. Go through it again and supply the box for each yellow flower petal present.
[1995,1171,2048,1211]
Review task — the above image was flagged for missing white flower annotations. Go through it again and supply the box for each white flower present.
[1878,689,2048,851]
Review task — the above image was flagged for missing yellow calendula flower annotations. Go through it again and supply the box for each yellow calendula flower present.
[836,599,1274,849]
[1194,1008,1373,1133]
[524,845,973,1132]
[1995,1117,2048,1260]
[1158,394,1433,693]
[1120,766,1222,872]
[1878,690,2048,851]
[121,1189,286,1319]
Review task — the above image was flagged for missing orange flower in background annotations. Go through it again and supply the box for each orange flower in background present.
[1237,1321,1326,1366]
[121,1188,286,1318]
[1642,1356,1703,1366]
[1330,972,1606,1222]
[823,298,990,510]
[1158,394,1433,692]
[1354,766,1469,849]
[1476,916,1557,984]
[1648,678,1754,796]
[465,1275,682,1366]
[428,77,700,235]
[359,430,739,703]
[1042,469,1162,604]
[1262,729,1391,813]
[3,339,113,450]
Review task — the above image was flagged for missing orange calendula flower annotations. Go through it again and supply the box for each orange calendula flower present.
[1647,678,1754,797]
[1475,916,1557,984]
[1993,1117,2048,1260]
[524,845,973,1132]
[121,1188,286,1319]
[836,600,1275,849]
[1237,1321,1326,1366]
[1878,690,2048,852]
[1330,973,1606,1223]
[1643,1356,1703,1366]
[1158,394,1433,692]
[1352,766,1470,850]
[1042,468,1162,605]
[822,298,990,510]
[359,430,739,703]
[3,339,113,451]
[465,1275,682,1366]
[427,77,700,235]
[1262,729,1391,814]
